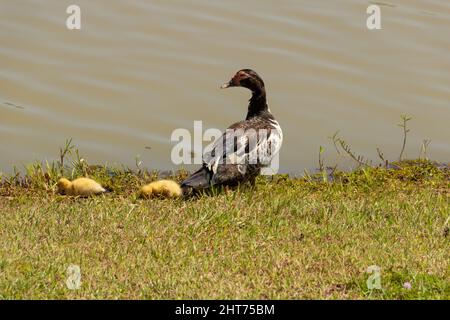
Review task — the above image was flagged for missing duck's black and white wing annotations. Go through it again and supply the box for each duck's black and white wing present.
[181,126,246,190]
[250,119,283,173]
[203,118,283,174]
[181,118,282,190]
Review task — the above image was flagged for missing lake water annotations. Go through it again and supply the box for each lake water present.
[1,0,449,174]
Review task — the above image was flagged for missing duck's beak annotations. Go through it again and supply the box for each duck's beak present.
[220,81,232,89]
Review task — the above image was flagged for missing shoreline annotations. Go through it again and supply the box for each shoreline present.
[0,158,448,299]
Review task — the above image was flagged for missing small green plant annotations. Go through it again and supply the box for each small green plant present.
[398,114,412,161]
[71,148,89,177]
[329,131,372,167]
[339,138,372,167]
[45,160,59,183]
[58,138,75,175]
[135,154,143,175]
[318,146,328,182]
[327,115,435,170]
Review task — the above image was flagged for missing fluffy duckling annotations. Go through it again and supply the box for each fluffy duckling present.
[57,177,107,197]
[139,180,182,199]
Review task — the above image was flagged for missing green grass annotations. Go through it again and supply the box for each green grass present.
[0,160,449,299]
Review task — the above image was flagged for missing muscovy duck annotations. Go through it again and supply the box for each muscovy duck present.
[180,69,283,194]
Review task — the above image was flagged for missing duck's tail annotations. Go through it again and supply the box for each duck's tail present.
[180,166,212,194]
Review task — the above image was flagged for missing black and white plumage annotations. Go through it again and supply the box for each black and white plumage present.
[181,69,283,193]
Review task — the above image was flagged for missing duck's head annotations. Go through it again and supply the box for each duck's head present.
[221,69,265,92]
[56,178,71,194]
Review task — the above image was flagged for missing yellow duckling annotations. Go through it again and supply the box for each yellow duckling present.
[57,177,107,197]
[139,180,182,199]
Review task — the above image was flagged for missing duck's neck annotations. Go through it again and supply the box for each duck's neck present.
[246,87,268,120]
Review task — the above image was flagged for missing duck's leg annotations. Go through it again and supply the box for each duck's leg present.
[249,175,257,187]
[224,185,232,195]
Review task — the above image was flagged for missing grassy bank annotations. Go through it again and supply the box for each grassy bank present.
[0,159,448,299]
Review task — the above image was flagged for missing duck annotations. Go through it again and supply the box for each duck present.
[180,69,283,194]
[56,177,107,197]
[139,179,182,199]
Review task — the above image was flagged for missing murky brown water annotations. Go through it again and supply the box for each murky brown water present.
[1,0,449,174]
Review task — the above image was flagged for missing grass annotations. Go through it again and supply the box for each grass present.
[0,158,448,299]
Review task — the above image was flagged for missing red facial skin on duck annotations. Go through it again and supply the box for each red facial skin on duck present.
[222,70,249,88]
[232,70,250,85]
